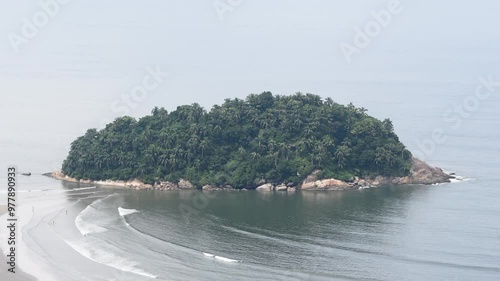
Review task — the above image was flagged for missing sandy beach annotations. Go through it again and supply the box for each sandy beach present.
[0,205,37,281]
[0,179,142,281]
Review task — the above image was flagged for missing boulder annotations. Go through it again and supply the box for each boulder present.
[301,178,349,190]
[407,158,452,184]
[256,183,273,191]
[202,185,216,190]
[162,181,179,189]
[178,179,194,189]
[303,170,321,184]
[276,185,288,191]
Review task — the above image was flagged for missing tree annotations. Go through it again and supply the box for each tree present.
[61,92,413,188]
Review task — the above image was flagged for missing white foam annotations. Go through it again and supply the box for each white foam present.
[449,175,473,183]
[75,199,108,236]
[68,186,97,191]
[118,207,139,217]
[76,206,108,236]
[215,256,240,263]
[203,252,240,263]
[11,186,97,194]
[66,239,157,279]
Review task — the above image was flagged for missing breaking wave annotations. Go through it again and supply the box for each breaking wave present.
[118,207,139,217]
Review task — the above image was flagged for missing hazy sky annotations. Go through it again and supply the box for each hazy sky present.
[1,0,499,171]
[1,1,499,104]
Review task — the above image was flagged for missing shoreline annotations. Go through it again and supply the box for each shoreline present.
[45,158,454,192]
[0,205,38,281]
[1,180,151,281]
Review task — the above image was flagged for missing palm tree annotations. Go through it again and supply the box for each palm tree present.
[238,147,246,155]
[250,152,260,160]
[293,118,303,129]
[159,153,169,167]
[335,145,350,169]
[198,139,208,157]
[168,155,177,171]
[194,159,202,172]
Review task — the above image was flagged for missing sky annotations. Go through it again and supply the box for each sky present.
[0,0,499,172]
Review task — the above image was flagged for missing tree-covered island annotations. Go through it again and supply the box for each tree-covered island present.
[59,92,450,190]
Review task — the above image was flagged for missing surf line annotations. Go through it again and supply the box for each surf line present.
[203,252,241,263]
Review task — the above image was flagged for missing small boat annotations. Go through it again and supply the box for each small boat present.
[21,172,32,176]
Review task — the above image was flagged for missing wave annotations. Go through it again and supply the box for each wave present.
[67,186,97,192]
[75,197,110,236]
[215,256,241,263]
[118,207,139,217]
[75,205,108,236]
[203,252,241,263]
[220,224,288,245]
[66,239,157,279]
[449,175,474,183]
[7,186,97,194]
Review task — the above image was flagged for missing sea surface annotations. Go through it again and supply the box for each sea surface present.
[1,81,499,280]
[1,1,500,280]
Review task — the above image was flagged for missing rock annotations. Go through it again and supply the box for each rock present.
[242,188,248,191]
[276,185,288,191]
[178,179,194,189]
[300,170,350,190]
[256,183,273,191]
[256,179,267,185]
[161,181,178,189]
[301,178,349,190]
[287,187,296,192]
[202,185,216,190]
[407,158,452,184]
[303,170,321,184]
[286,182,296,187]
[357,179,367,186]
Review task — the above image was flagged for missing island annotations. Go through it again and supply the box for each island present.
[50,92,452,190]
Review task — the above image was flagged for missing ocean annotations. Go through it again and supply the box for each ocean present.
[1,1,500,280]
[1,77,499,280]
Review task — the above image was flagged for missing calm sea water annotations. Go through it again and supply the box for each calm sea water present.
[1,79,499,281]
[1,1,500,280]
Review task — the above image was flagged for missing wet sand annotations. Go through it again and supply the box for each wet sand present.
[0,206,37,281]
[0,186,134,281]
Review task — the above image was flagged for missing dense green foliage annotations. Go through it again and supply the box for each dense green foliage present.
[62,92,412,188]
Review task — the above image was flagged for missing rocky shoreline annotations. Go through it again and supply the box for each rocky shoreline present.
[45,158,454,192]
[293,158,454,191]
